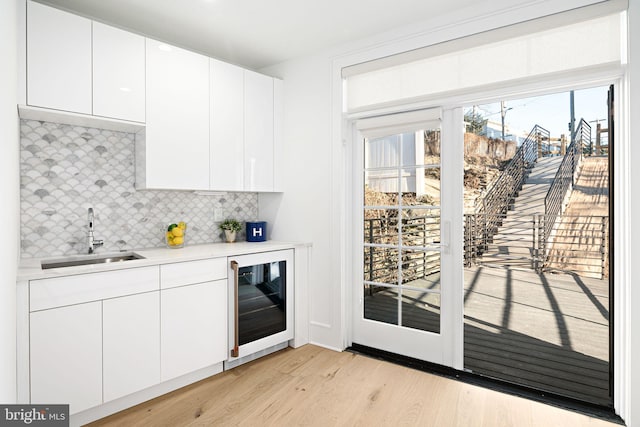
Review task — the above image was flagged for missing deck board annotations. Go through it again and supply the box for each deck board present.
[362,265,610,406]
[464,265,610,405]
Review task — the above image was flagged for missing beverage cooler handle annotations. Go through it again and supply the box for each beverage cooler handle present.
[230,260,240,358]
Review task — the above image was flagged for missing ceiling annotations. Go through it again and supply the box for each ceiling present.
[36,0,503,70]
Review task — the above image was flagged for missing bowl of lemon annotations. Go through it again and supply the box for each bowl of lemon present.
[166,221,187,248]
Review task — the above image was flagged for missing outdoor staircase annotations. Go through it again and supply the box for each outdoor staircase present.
[545,156,610,278]
[480,156,564,268]
[464,120,608,276]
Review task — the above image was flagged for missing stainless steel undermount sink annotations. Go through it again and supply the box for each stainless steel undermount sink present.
[41,252,145,270]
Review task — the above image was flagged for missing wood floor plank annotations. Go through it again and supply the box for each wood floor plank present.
[88,345,618,427]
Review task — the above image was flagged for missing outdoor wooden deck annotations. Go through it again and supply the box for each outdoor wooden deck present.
[464,265,610,406]
[363,266,610,406]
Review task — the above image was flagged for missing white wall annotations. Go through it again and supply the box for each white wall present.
[258,54,343,349]
[0,0,20,403]
[626,1,639,425]
[260,0,638,424]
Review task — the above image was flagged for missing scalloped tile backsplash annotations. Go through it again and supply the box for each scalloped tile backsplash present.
[20,119,258,258]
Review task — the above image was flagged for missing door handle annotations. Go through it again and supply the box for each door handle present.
[230,260,240,358]
[442,220,451,254]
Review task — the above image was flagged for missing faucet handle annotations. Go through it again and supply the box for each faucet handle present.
[87,207,102,253]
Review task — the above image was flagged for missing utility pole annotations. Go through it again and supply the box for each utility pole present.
[590,118,608,156]
[569,90,575,143]
[500,101,510,141]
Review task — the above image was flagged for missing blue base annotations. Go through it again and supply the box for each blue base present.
[246,221,267,242]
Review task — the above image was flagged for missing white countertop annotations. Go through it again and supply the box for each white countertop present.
[18,241,310,281]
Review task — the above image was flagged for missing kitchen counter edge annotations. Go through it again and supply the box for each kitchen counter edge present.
[17,241,311,282]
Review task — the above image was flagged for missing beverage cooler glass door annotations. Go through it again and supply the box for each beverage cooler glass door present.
[227,249,294,362]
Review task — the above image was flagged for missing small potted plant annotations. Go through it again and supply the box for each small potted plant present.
[219,218,242,243]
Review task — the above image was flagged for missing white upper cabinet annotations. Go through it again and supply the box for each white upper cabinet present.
[210,63,283,193]
[142,39,210,190]
[210,58,244,191]
[273,78,284,192]
[25,2,283,192]
[27,1,92,114]
[244,70,275,192]
[92,22,145,122]
[26,2,145,123]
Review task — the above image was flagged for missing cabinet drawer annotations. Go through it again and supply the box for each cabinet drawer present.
[30,266,159,312]
[160,258,226,289]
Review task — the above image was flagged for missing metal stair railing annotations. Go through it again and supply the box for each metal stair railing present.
[465,125,549,265]
[540,214,609,279]
[540,119,591,270]
[477,125,548,217]
[364,214,441,291]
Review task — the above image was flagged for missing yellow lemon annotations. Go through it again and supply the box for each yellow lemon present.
[172,227,183,237]
[172,236,184,245]
[178,221,187,230]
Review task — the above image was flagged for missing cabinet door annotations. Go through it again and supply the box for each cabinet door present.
[244,70,274,192]
[273,78,284,192]
[27,1,92,114]
[210,59,244,191]
[93,22,145,122]
[103,292,160,402]
[161,280,227,381]
[145,39,210,190]
[30,302,102,414]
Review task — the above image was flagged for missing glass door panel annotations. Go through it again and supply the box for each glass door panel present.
[363,130,442,330]
[353,107,464,366]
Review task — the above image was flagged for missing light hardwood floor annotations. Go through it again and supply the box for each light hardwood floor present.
[88,345,620,427]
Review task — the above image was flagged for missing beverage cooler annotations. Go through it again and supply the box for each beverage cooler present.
[225,249,294,369]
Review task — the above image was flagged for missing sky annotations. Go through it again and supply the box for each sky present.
[468,85,609,140]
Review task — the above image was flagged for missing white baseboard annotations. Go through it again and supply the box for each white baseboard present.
[70,362,223,427]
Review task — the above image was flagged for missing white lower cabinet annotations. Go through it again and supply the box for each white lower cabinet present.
[161,279,227,381]
[103,291,160,402]
[28,266,159,414]
[26,258,229,419]
[30,301,103,413]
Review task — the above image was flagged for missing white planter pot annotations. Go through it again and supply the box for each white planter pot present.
[224,230,236,243]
